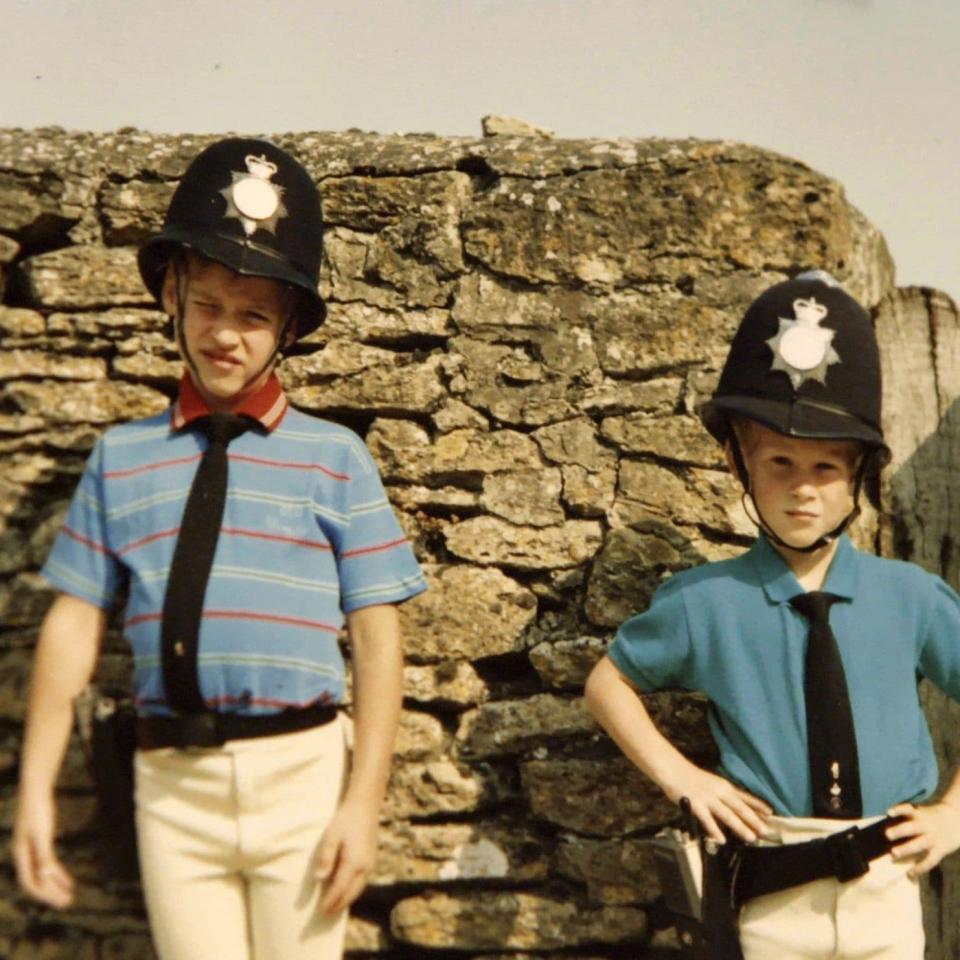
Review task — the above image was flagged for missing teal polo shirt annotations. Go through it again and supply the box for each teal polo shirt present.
[609,535,960,817]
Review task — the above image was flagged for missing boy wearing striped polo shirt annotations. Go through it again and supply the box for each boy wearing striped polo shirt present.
[13,138,426,960]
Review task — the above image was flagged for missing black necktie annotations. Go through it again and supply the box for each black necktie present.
[789,591,862,818]
[161,413,251,714]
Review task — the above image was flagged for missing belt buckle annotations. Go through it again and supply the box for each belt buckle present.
[178,713,225,749]
[826,826,869,883]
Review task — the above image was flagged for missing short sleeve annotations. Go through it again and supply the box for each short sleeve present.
[324,443,426,613]
[41,439,124,609]
[608,577,694,692]
[918,573,960,700]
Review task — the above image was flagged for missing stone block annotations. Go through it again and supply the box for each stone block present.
[384,759,511,820]
[0,351,107,382]
[20,247,149,309]
[367,420,541,485]
[283,349,446,416]
[584,525,690,627]
[99,180,174,244]
[395,709,445,761]
[533,416,614,468]
[521,755,676,836]
[561,463,617,518]
[47,307,168,340]
[528,636,609,689]
[3,380,168,424]
[556,834,661,904]
[317,301,454,345]
[456,694,597,758]
[480,467,564,527]
[0,235,20,263]
[610,459,752,538]
[398,564,536,663]
[588,288,737,375]
[0,307,45,338]
[390,890,647,950]
[601,412,722,468]
[445,516,603,570]
[345,915,387,952]
[373,819,547,885]
[321,171,469,243]
[402,661,489,706]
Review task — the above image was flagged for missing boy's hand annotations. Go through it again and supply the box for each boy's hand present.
[886,799,960,878]
[314,798,380,916]
[667,763,772,844]
[12,792,75,909]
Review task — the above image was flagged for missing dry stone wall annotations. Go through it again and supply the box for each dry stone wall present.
[0,126,954,959]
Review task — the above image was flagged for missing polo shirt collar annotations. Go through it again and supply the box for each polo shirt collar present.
[749,533,858,604]
[171,373,288,433]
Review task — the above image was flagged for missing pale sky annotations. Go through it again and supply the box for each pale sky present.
[2,0,957,302]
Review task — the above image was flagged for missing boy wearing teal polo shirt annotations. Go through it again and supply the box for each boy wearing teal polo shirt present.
[586,273,960,958]
[13,138,426,960]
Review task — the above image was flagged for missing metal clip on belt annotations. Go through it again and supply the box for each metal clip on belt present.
[136,702,338,750]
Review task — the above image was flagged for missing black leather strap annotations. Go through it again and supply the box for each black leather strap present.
[731,815,905,908]
[137,702,337,750]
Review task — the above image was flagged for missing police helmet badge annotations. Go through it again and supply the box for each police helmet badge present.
[765,296,840,390]
[220,154,288,237]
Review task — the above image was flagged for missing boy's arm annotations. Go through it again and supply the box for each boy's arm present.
[584,654,770,842]
[887,770,960,877]
[315,603,402,915]
[13,593,105,909]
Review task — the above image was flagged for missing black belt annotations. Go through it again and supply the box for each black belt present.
[137,702,338,750]
[730,814,906,908]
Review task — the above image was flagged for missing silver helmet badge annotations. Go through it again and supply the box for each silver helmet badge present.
[221,154,288,237]
[766,296,840,389]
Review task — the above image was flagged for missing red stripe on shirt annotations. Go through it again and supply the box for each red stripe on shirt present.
[117,527,179,556]
[63,525,110,555]
[341,536,409,559]
[126,610,340,633]
[105,454,202,480]
[203,610,340,633]
[228,453,350,481]
[118,526,330,557]
[220,527,332,550]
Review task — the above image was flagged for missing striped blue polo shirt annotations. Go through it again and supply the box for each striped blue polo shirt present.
[609,534,960,817]
[42,374,426,717]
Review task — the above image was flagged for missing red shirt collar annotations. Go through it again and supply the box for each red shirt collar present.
[171,373,289,433]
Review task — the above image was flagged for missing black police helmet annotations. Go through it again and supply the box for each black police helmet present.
[138,138,325,338]
[701,272,889,463]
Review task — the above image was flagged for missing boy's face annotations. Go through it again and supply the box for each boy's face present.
[732,422,860,552]
[162,258,291,411]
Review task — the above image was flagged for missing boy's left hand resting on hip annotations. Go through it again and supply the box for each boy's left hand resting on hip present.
[886,777,960,878]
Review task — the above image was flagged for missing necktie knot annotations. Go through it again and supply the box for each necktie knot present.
[196,413,251,448]
[790,590,840,625]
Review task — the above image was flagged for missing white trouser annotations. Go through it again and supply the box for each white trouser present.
[135,718,347,960]
[739,815,923,960]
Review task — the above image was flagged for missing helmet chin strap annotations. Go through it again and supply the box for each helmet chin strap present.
[729,430,867,555]
[740,490,861,554]
[172,258,296,402]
